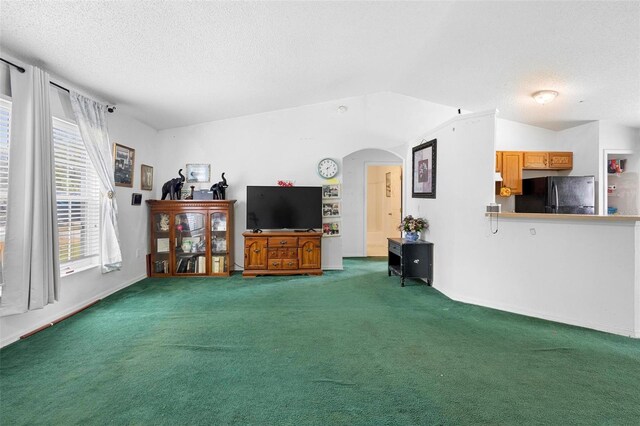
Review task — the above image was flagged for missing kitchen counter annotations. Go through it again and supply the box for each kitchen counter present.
[486,212,640,222]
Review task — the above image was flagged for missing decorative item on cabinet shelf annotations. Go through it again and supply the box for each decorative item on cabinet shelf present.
[158,214,170,231]
[161,169,185,200]
[277,180,294,187]
[153,260,169,274]
[210,173,228,199]
[399,215,428,241]
[157,238,170,253]
[183,185,195,200]
[212,236,227,252]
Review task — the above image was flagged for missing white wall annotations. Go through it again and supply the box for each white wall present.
[405,111,639,338]
[156,92,458,269]
[0,101,159,347]
[495,118,557,151]
[342,149,402,257]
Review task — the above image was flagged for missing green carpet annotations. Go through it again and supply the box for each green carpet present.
[1,258,639,425]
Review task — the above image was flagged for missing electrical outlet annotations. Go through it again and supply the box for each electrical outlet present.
[135,248,140,258]
[530,228,536,235]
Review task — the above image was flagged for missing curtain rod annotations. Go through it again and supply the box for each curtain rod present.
[1,56,70,92]
[0,57,25,73]
[50,81,69,93]
[1,56,115,112]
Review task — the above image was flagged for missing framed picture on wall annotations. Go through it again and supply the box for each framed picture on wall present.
[114,143,135,187]
[386,172,392,197]
[322,201,341,218]
[322,220,341,237]
[322,184,341,199]
[186,163,211,183]
[141,164,153,191]
[412,138,437,198]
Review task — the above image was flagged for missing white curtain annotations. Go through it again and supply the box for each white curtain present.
[1,65,60,316]
[69,91,122,273]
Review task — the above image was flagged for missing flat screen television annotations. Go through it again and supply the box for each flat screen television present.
[246,186,322,230]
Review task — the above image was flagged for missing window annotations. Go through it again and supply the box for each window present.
[0,98,10,243]
[0,98,10,289]
[53,117,100,273]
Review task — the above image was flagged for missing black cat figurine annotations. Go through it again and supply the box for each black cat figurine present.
[161,169,185,200]
[210,173,228,200]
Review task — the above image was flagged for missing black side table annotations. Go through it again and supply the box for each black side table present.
[388,238,433,286]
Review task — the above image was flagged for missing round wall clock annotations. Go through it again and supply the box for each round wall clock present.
[317,158,339,179]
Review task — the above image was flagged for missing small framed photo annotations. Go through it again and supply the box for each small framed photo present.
[141,164,153,191]
[131,193,142,205]
[322,184,341,199]
[412,138,437,198]
[113,143,135,187]
[322,201,341,217]
[186,163,211,183]
[322,220,341,237]
[386,172,391,197]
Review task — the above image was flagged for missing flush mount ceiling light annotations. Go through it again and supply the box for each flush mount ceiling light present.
[532,90,559,105]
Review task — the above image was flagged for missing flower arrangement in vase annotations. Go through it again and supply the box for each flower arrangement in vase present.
[399,215,428,241]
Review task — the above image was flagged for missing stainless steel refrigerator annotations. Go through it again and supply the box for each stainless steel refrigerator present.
[515,176,595,214]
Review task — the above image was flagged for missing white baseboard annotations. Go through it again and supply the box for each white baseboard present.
[434,284,638,339]
[0,274,147,348]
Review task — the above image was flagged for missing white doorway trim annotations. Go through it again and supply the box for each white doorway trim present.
[364,160,403,257]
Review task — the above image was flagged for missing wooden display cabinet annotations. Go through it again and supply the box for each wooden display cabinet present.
[242,231,322,277]
[147,200,235,277]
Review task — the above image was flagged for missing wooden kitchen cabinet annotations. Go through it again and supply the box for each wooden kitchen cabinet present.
[548,152,573,169]
[523,152,548,169]
[496,151,524,195]
[523,151,573,170]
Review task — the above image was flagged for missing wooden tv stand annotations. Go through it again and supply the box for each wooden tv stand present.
[242,231,322,277]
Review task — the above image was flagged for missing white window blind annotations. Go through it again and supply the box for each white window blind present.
[0,98,10,243]
[53,117,100,273]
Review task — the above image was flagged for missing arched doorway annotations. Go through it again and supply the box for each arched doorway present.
[342,148,404,257]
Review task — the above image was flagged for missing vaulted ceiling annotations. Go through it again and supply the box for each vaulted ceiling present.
[1,1,638,131]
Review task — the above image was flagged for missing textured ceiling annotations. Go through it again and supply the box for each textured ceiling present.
[1,1,638,131]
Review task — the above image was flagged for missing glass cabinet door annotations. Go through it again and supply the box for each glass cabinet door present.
[210,211,228,274]
[151,212,171,275]
[175,212,206,274]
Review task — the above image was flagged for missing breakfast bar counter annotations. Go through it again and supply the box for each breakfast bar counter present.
[487,212,640,222]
